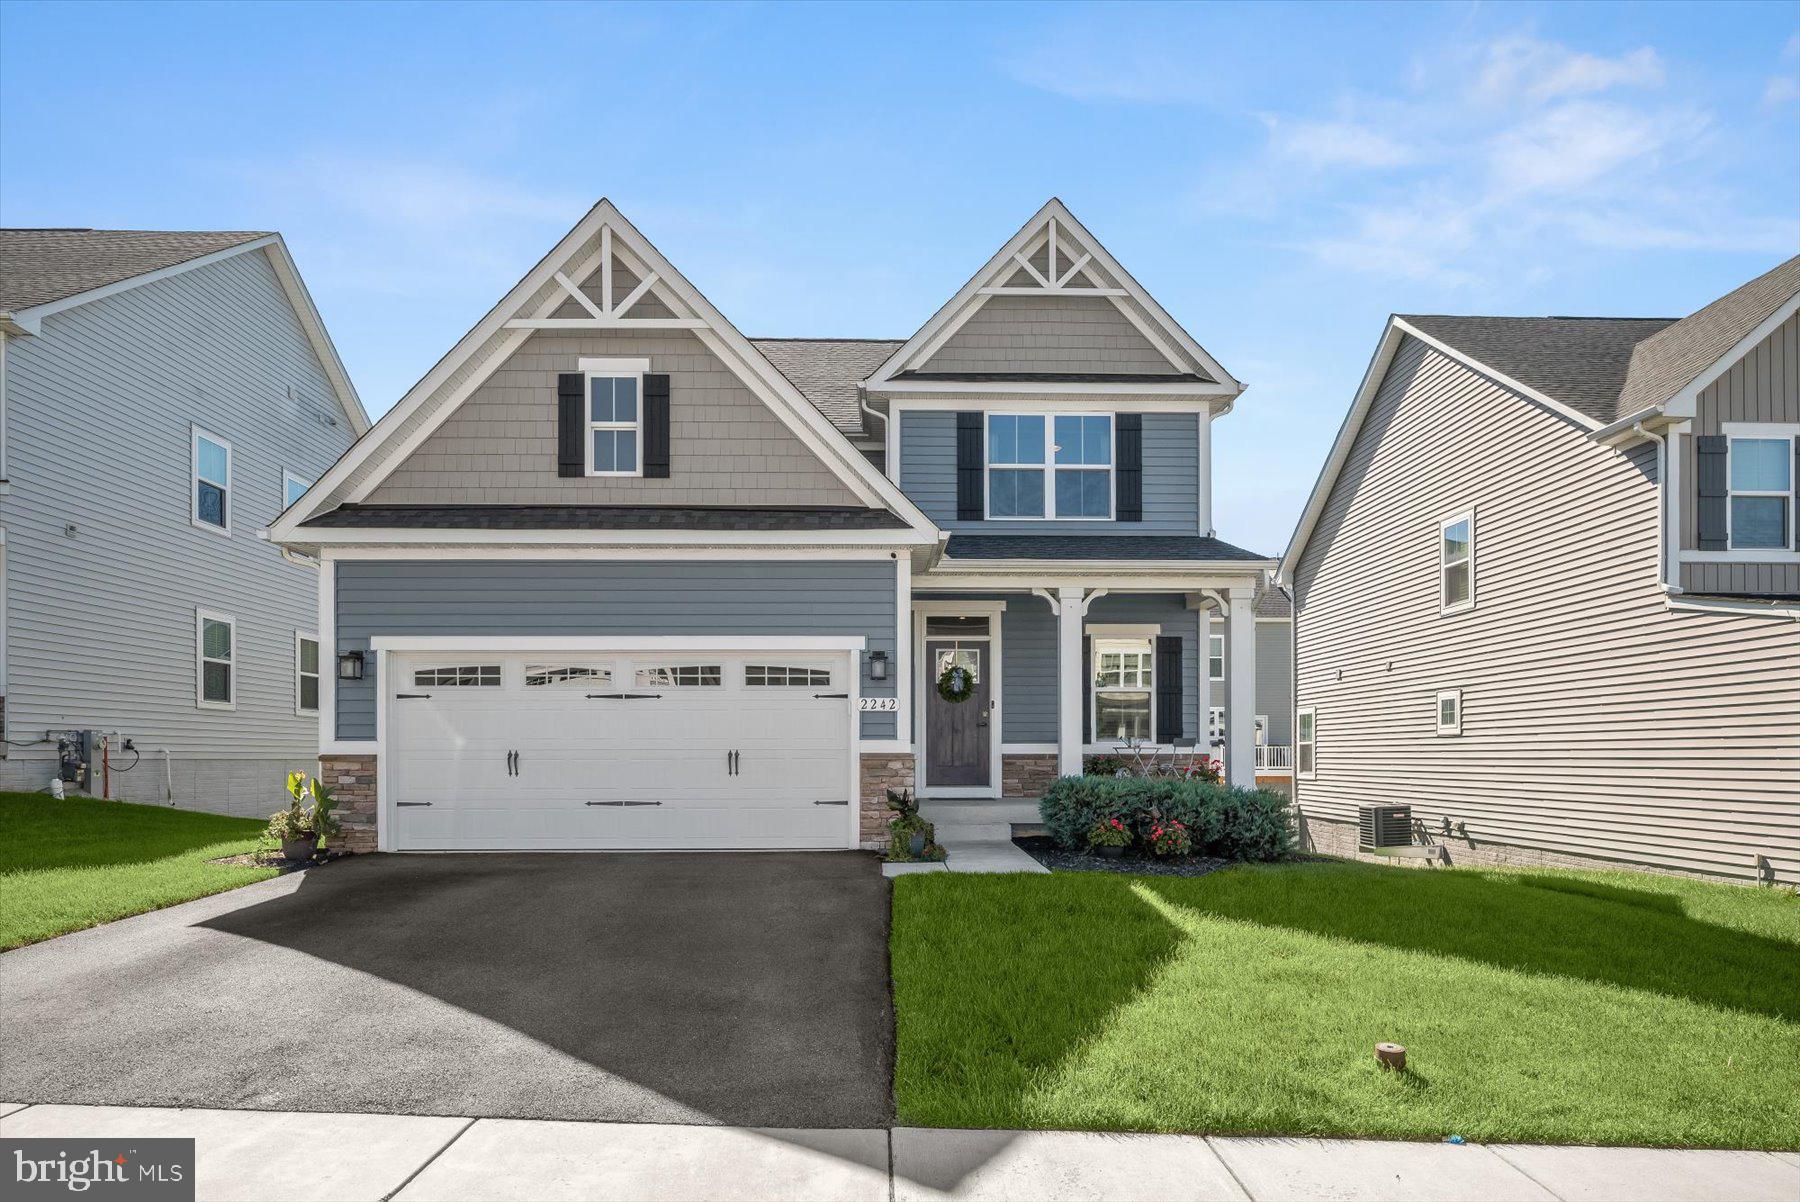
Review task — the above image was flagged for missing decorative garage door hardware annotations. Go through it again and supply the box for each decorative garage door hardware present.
[396,801,433,807]
[726,750,739,775]
[814,799,849,806]
[396,692,431,700]
[586,692,661,700]
[813,692,849,699]
[586,800,663,807]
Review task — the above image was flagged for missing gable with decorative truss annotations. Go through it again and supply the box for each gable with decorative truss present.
[868,200,1239,394]
[273,201,935,537]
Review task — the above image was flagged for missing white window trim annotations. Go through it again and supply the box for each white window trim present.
[984,411,1116,521]
[191,426,232,536]
[1296,705,1316,779]
[1208,633,1224,681]
[282,469,313,513]
[1436,689,1462,736]
[295,632,320,716]
[196,608,236,710]
[1090,634,1156,745]
[1723,426,1797,555]
[582,357,650,479]
[1439,508,1475,615]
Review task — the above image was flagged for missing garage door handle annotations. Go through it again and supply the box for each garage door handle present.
[397,801,432,807]
[586,693,661,700]
[814,799,849,806]
[813,692,848,699]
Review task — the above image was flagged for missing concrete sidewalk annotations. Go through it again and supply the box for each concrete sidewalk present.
[4,1103,1796,1201]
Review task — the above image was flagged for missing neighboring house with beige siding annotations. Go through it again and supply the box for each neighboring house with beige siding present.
[1281,256,1800,886]
[0,229,367,814]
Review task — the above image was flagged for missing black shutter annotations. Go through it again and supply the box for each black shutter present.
[1081,636,1091,744]
[557,373,585,478]
[1116,414,1143,522]
[1696,435,1728,551]
[642,374,671,478]
[1793,438,1799,550]
[1155,635,1183,741]
[956,412,984,520]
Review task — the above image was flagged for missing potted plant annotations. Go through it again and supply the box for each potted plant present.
[1086,816,1132,858]
[266,771,339,861]
[886,788,935,859]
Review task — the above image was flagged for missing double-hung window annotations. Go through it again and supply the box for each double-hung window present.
[192,428,231,533]
[985,413,1113,519]
[584,359,645,476]
[1727,434,1794,550]
[1208,634,1224,681]
[1296,707,1316,778]
[1092,637,1153,741]
[295,634,320,715]
[197,610,235,709]
[1440,510,1474,613]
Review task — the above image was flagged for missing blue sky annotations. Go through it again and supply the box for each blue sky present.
[3,1,1796,552]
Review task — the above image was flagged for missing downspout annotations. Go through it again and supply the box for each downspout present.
[1632,422,1675,595]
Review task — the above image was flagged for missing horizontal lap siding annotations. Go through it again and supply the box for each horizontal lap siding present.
[1,250,351,759]
[921,294,1182,376]
[1293,335,1800,884]
[899,409,1199,534]
[1255,622,1293,744]
[335,560,896,740]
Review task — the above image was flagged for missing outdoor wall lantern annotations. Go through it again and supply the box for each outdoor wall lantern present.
[337,650,365,681]
[868,651,890,681]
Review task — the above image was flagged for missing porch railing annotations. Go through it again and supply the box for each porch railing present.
[1254,744,1293,772]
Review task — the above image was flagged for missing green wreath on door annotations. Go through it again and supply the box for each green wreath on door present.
[936,662,977,704]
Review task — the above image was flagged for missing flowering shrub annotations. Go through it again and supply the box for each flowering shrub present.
[1038,775,1295,862]
[1086,816,1132,850]
[1148,817,1192,857]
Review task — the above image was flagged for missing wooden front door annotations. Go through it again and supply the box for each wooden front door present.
[924,640,991,787]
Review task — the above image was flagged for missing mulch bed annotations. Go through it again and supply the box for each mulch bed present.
[1012,835,1232,877]
[208,850,346,872]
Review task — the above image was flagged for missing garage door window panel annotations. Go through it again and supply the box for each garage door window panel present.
[414,665,502,688]
[525,665,613,688]
[745,665,833,687]
[636,664,723,688]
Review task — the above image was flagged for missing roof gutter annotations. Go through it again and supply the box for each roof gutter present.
[1590,406,1670,446]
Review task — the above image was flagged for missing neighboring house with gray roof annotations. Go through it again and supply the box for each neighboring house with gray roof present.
[1281,256,1800,885]
[270,198,1278,854]
[0,228,367,813]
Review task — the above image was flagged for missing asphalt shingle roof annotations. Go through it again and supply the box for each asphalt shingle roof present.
[1255,584,1291,619]
[943,534,1270,562]
[751,338,904,436]
[0,228,270,312]
[1617,255,1800,418]
[1399,315,1676,426]
[302,504,910,531]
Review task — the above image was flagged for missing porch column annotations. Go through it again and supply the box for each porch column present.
[1227,586,1257,787]
[1056,586,1086,778]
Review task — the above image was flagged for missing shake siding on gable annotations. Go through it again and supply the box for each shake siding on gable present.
[920,294,1181,376]
[366,328,858,506]
[0,250,349,805]
[1293,335,1800,885]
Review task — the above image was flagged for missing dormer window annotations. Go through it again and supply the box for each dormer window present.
[581,357,648,477]
[985,412,1113,520]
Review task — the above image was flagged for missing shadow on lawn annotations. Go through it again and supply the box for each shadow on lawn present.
[1141,863,1800,1024]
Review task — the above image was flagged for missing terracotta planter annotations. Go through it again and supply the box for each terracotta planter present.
[282,835,319,862]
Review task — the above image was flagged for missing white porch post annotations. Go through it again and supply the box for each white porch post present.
[1056,586,1086,778]
[1226,587,1257,787]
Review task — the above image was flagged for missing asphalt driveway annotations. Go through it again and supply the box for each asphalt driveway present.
[0,852,893,1127]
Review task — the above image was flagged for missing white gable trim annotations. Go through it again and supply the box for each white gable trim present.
[7,236,369,436]
[866,200,1243,401]
[1660,289,1800,420]
[270,200,936,542]
[1280,315,1616,583]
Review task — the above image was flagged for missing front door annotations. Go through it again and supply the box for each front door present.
[925,639,991,787]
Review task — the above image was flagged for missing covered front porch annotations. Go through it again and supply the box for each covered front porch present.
[896,566,1271,800]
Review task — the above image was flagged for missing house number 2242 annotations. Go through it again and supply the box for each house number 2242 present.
[857,697,899,712]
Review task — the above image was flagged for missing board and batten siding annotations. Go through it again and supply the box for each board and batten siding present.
[919,294,1182,376]
[0,248,352,808]
[334,560,898,740]
[1293,334,1800,885]
[898,409,1200,533]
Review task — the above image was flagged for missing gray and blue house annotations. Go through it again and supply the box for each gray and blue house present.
[0,228,367,813]
[271,200,1279,851]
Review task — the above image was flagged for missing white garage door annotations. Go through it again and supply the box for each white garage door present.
[388,651,855,851]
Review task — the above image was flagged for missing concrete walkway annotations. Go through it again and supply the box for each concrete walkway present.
[3,1103,1794,1201]
[918,799,1048,874]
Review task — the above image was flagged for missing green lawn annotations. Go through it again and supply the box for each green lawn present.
[891,860,1800,1149]
[0,792,279,950]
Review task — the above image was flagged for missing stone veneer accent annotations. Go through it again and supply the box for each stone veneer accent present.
[1001,754,1059,799]
[1297,810,1767,885]
[859,752,915,849]
[320,754,378,853]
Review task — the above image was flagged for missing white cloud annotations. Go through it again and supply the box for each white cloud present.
[1471,37,1664,106]
[1267,118,1415,170]
[250,155,581,231]
[1486,101,1695,196]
